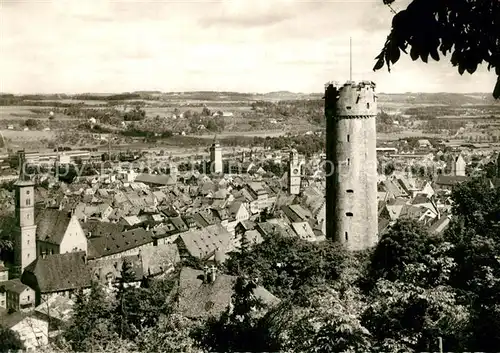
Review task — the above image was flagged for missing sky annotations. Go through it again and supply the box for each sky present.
[0,0,497,94]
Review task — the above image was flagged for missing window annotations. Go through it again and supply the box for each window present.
[26,198,31,206]
[347,158,350,166]
[346,106,352,110]
[345,232,348,241]
[346,212,353,217]
[346,189,354,193]
[347,134,350,142]
[367,103,370,109]
[26,190,30,195]
[27,295,30,301]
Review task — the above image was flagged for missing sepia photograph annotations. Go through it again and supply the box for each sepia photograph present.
[0,0,499,351]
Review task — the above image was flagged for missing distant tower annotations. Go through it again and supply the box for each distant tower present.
[13,150,37,274]
[210,136,223,174]
[324,81,378,251]
[451,154,466,176]
[288,149,301,195]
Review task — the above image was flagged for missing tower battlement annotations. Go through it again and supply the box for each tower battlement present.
[325,81,378,118]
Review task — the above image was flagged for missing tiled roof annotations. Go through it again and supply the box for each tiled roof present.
[378,217,391,234]
[429,215,451,234]
[81,221,125,237]
[135,173,176,186]
[256,220,296,239]
[435,175,469,186]
[237,220,255,231]
[178,224,235,259]
[0,311,28,329]
[291,222,316,241]
[36,209,72,245]
[383,179,408,198]
[176,267,279,319]
[140,244,181,277]
[88,228,155,258]
[22,251,92,293]
[170,216,188,232]
[34,295,74,323]
[243,230,264,246]
[90,255,143,283]
[411,194,430,205]
[0,278,31,294]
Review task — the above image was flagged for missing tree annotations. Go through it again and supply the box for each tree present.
[113,260,142,340]
[281,257,373,353]
[363,279,470,352]
[196,276,275,352]
[373,0,500,99]
[225,234,349,299]
[449,178,500,234]
[24,118,39,128]
[0,326,24,351]
[136,314,201,353]
[366,219,444,288]
[64,282,115,351]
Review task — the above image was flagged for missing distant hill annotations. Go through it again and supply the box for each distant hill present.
[377,92,499,105]
[0,91,498,105]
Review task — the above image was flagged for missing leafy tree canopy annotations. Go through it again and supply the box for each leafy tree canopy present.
[374,0,500,98]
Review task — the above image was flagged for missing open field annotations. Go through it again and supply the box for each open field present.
[189,130,288,139]
[0,106,39,119]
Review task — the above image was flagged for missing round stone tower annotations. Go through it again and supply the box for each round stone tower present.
[324,80,378,251]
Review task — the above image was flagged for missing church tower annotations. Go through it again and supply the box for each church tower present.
[324,81,378,251]
[288,149,301,195]
[209,136,223,174]
[13,151,37,274]
[451,154,466,176]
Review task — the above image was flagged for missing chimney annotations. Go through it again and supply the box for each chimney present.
[210,265,217,283]
[203,265,209,283]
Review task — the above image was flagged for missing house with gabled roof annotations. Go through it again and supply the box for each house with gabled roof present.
[21,251,92,305]
[36,209,87,258]
[291,221,323,242]
[0,272,36,313]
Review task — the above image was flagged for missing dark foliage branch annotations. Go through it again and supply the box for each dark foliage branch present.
[374,0,500,99]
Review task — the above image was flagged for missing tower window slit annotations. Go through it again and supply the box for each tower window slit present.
[347,158,350,166]
[346,212,353,217]
[347,134,350,142]
[346,189,354,193]
[345,232,348,241]
[367,103,370,109]
[346,106,352,110]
